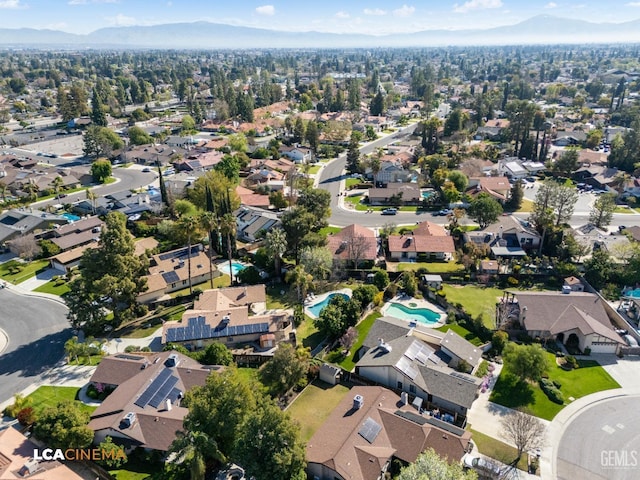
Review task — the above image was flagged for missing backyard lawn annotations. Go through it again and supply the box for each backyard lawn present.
[0,259,49,284]
[515,198,535,213]
[435,324,483,346]
[25,386,96,415]
[397,262,465,273]
[470,429,528,471]
[441,285,503,329]
[490,352,621,420]
[168,274,230,297]
[319,226,342,236]
[297,315,324,350]
[286,380,350,443]
[338,311,381,371]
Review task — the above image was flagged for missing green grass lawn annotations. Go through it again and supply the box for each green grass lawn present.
[297,315,324,351]
[286,380,350,443]
[319,226,342,236]
[440,284,503,328]
[0,259,49,284]
[109,456,158,480]
[236,367,260,385]
[345,178,361,189]
[435,324,483,346]
[266,283,296,309]
[118,305,188,338]
[614,206,634,214]
[169,274,230,298]
[307,164,322,174]
[33,279,70,296]
[25,386,96,415]
[516,198,535,213]
[490,353,621,420]
[470,429,528,471]
[397,262,465,273]
[338,311,381,371]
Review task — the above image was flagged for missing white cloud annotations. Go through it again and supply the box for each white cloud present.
[69,0,119,4]
[0,0,24,8]
[255,5,275,16]
[335,11,350,19]
[393,4,415,17]
[626,1,640,6]
[453,0,503,14]
[106,13,136,26]
[363,8,386,16]
[545,2,557,7]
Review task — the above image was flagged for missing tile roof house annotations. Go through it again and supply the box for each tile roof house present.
[0,427,85,480]
[326,224,378,268]
[306,385,472,480]
[507,291,624,354]
[368,183,421,206]
[467,176,511,203]
[137,244,216,304]
[464,215,540,258]
[162,285,294,350]
[388,221,454,261]
[235,186,271,209]
[88,351,215,452]
[355,317,481,418]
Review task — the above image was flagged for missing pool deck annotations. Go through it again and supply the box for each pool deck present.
[304,288,352,319]
[380,294,447,329]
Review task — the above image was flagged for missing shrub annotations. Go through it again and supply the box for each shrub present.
[17,407,36,426]
[546,387,564,404]
[373,291,384,306]
[475,360,489,378]
[553,380,562,389]
[507,276,519,286]
[583,347,591,356]
[383,283,398,300]
[565,355,579,369]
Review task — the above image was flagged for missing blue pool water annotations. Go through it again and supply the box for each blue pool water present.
[307,293,350,317]
[61,213,81,221]
[421,191,435,199]
[385,302,440,325]
[625,289,640,298]
[219,262,247,276]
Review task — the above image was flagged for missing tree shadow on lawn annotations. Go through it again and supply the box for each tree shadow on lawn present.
[489,372,535,410]
[302,331,325,350]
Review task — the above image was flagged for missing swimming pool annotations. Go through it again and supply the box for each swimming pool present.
[307,293,350,318]
[60,213,81,222]
[625,289,640,298]
[218,261,247,276]
[421,191,435,199]
[384,302,440,325]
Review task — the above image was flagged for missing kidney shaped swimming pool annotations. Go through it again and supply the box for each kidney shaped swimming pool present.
[384,302,440,325]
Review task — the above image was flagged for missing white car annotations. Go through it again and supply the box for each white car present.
[462,454,503,477]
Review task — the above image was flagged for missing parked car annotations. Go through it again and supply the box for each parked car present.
[142,167,151,172]
[381,208,398,215]
[435,208,453,216]
[462,454,503,477]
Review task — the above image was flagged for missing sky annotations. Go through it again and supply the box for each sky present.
[2,0,640,35]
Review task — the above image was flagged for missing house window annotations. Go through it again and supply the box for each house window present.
[397,381,403,390]
[182,280,187,285]
[410,384,416,393]
[227,337,233,342]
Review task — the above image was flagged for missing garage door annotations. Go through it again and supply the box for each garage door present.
[589,343,618,354]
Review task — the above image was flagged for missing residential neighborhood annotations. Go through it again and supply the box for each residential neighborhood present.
[2,7,640,480]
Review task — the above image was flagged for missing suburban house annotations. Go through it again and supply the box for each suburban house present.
[123,145,190,166]
[368,160,413,185]
[355,317,482,420]
[473,119,510,141]
[572,224,631,262]
[467,176,511,203]
[504,290,624,354]
[326,224,378,269]
[44,216,104,252]
[88,351,214,453]
[306,386,472,480]
[162,285,294,350]
[279,145,313,164]
[574,164,621,192]
[138,244,217,304]
[0,209,68,247]
[368,183,421,206]
[235,185,271,209]
[388,221,454,261]
[497,158,528,180]
[0,427,84,480]
[49,243,97,273]
[173,150,224,172]
[234,206,280,242]
[464,215,541,258]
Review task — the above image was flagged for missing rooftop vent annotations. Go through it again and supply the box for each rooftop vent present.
[165,354,180,368]
[120,412,136,429]
[353,394,364,410]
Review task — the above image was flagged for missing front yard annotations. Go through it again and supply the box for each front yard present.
[470,429,528,472]
[0,259,49,284]
[396,261,465,273]
[490,352,621,420]
[440,284,504,329]
[25,386,96,415]
[286,380,350,443]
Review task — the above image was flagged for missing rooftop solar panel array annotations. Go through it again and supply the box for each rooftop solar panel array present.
[165,315,269,343]
[161,270,180,284]
[148,375,179,408]
[158,245,201,261]
[358,417,382,444]
[134,368,172,408]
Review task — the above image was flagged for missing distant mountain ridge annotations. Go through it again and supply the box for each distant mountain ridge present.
[2,16,640,49]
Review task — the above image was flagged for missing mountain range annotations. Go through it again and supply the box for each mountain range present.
[2,16,640,49]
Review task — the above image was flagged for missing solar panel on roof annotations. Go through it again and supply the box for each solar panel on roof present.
[148,375,179,408]
[134,368,172,408]
[162,271,180,284]
[450,371,477,384]
[115,354,144,361]
[396,356,418,380]
[358,417,382,444]
[167,387,182,403]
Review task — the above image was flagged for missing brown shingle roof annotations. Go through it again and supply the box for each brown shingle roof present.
[388,234,455,254]
[326,224,378,261]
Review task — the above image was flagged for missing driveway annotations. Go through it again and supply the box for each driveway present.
[18,267,61,291]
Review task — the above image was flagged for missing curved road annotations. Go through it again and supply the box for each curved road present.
[0,287,71,405]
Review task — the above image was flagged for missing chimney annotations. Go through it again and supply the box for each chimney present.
[166,399,172,411]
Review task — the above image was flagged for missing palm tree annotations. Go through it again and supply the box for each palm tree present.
[169,430,225,480]
[85,188,97,214]
[285,265,312,301]
[177,214,200,296]
[199,211,218,289]
[265,227,287,280]
[23,181,39,202]
[220,213,236,285]
[50,175,64,199]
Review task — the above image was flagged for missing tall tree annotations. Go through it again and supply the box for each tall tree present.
[265,227,287,279]
[589,193,616,229]
[33,401,93,449]
[397,448,477,480]
[258,343,308,397]
[176,213,201,296]
[503,343,550,382]
[467,193,503,228]
[90,87,108,127]
[90,158,112,183]
[346,132,361,175]
[369,91,385,116]
[220,213,237,285]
